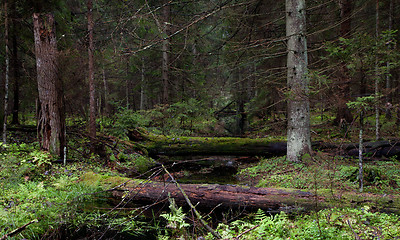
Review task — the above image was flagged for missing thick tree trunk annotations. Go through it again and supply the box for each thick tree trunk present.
[33,13,65,157]
[162,0,170,104]
[88,0,96,140]
[286,0,311,162]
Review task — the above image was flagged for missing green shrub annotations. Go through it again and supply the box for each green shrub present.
[109,99,217,138]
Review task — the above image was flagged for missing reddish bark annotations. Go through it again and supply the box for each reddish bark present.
[334,0,353,126]
[33,13,65,157]
[113,181,323,211]
[88,0,96,140]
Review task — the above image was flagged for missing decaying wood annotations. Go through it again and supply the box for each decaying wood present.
[112,181,324,212]
[81,172,400,214]
[162,165,222,239]
[128,128,400,159]
[0,219,38,240]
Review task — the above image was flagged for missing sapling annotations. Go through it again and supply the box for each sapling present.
[347,96,375,192]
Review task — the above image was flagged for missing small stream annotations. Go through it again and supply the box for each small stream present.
[156,155,258,184]
[60,155,259,239]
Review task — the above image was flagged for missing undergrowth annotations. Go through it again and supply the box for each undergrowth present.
[237,154,400,194]
[0,142,152,239]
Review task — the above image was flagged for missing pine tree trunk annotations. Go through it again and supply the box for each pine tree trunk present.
[375,0,380,140]
[359,111,364,192]
[286,0,311,162]
[140,56,146,110]
[385,0,393,119]
[162,0,170,104]
[11,0,19,125]
[334,0,353,127]
[3,0,10,144]
[88,0,96,140]
[102,67,109,115]
[33,13,65,157]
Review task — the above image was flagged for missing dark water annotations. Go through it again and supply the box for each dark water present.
[159,155,257,184]
[55,155,257,239]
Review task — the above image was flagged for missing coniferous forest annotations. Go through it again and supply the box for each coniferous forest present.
[1,0,400,239]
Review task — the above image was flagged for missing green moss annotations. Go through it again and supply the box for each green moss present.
[80,171,147,190]
[144,135,285,156]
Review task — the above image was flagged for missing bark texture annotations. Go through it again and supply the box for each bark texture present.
[162,0,170,104]
[112,181,323,211]
[88,0,96,140]
[33,13,65,157]
[334,0,353,126]
[286,0,311,162]
[3,0,10,144]
[11,0,19,125]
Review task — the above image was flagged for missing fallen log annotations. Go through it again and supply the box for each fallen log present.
[128,128,400,159]
[112,181,322,212]
[128,128,287,157]
[141,135,286,157]
[82,172,400,214]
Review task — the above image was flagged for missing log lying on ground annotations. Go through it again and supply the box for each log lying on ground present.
[128,129,287,157]
[128,128,400,159]
[112,181,323,212]
[82,172,400,214]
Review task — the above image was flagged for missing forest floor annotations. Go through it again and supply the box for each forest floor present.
[1,120,400,239]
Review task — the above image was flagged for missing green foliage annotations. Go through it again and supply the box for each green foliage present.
[114,152,155,174]
[203,207,400,240]
[109,99,217,138]
[337,163,399,190]
[347,96,377,111]
[238,153,400,194]
[160,197,190,230]
[0,176,100,239]
[109,109,152,138]
[158,197,190,239]
[0,143,53,183]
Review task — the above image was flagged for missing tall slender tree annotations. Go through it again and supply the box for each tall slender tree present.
[286,0,311,162]
[3,0,10,144]
[11,0,20,125]
[334,0,353,127]
[385,0,393,119]
[33,13,65,157]
[375,0,380,140]
[162,0,170,104]
[88,0,96,140]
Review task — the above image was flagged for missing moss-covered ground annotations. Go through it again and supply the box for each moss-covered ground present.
[2,107,400,239]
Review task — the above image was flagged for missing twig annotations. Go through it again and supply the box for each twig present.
[0,219,38,240]
[235,224,259,240]
[161,165,222,239]
[347,219,360,240]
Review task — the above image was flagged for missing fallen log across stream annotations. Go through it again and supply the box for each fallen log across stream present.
[128,128,400,159]
[112,181,323,212]
[82,173,400,214]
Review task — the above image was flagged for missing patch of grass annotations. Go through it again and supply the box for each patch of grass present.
[202,207,400,240]
[0,176,102,239]
[237,153,400,194]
